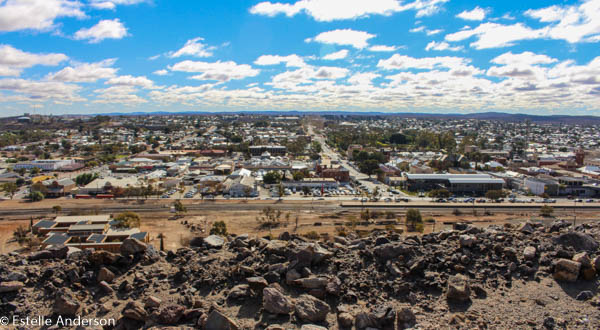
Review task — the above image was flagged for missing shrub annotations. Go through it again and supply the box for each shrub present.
[335,226,348,237]
[452,208,462,216]
[210,221,228,236]
[303,231,320,240]
[113,212,141,228]
[540,205,554,217]
[385,211,396,219]
[406,209,423,232]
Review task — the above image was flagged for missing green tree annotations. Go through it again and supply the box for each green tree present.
[28,191,44,202]
[114,212,141,228]
[540,205,554,217]
[174,200,187,214]
[210,221,228,236]
[406,209,423,232]
[485,190,506,200]
[30,167,40,175]
[1,182,18,199]
[52,205,62,215]
[389,132,407,145]
[263,171,282,184]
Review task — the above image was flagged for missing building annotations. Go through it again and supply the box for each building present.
[31,178,76,197]
[403,173,504,195]
[249,145,287,157]
[282,178,339,189]
[35,215,149,253]
[14,159,75,171]
[524,177,559,196]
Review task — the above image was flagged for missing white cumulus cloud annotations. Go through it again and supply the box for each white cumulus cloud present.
[169,60,260,82]
[457,6,488,21]
[254,54,306,67]
[0,45,67,76]
[74,19,128,43]
[322,49,348,60]
[306,29,375,49]
[0,0,85,32]
[169,37,215,58]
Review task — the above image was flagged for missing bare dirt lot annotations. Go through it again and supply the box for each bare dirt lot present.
[1,199,596,254]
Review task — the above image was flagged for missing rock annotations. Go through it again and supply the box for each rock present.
[53,290,81,316]
[300,325,328,330]
[88,250,119,265]
[573,252,591,268]
[338,312,354,328]
[120,238,147,256]
[582,267,597,280]
[189,237,204,247]
[158,304,186,325]
[355,312,375,329]
[576,290,594,301]
[28,250,53,261]
[294,276,328,289]
[459,235,475,248]
[247,276,268,292]
[278,231,291,240]
[553,259,581,282]
[334,236,349,245]
[517,222,534,234]
[294,294,330,323]
[5,271,26,282]
[122,301,147,321]
[228,284,251,300]
[144,296,162,309]
[286,269,301,285]
[143,245,160,264]
[370,304,396,329]
[205,309,239,330]
[262,287,293,314]
[47,245,70,259]
[99,281,114,294]
[523,246,537,260]
[326,276,342,296]
[0,281,24,293]
[204,235,225,249]
[397,307,417,329]
[374,243,411,260]
[553,232,599,252]
[97,267,115,283]
[447,274,471,302]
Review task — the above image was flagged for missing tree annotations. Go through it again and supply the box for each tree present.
[210,221,228,236]
[30,167,40,175]
[406,209,423,232]
[485,190,506,200]
[428,189,450,198]
[52,205,62,215]
[302,186,311,195]
[28,191,44,202]
[540,205,554,217]
[389,132,407,145]
[277,183,285,199]
[174,200,187,214]
[1,182,18,199]
[114,212,141,228]
[263,171,282,184]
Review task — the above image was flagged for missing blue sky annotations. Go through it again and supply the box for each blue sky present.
[0,0,599,116]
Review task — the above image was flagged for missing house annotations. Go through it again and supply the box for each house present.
[31,178,76,197]
[35,214,149,253]
[249,145,287,157]
[14,159,75,171]
[0,172,23,184]
[222,175,257,197]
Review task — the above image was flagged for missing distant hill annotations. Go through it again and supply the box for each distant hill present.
[10,110,600,125]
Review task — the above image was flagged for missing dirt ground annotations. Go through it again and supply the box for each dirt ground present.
[0,203,595,254]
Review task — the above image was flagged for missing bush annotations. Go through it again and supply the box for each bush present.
[28,191,44,202]
[452,208,462,216]
[428,189,450,198]
[114,212,141,228]
[385,211,396,219]
[406,209,423,232]
[540,205,554,217]
[210,221,228,236]
[303,231,320,240]
[335,226,348,237]
[414,222,425,233]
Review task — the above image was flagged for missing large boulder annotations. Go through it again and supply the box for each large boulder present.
[553,258,581,282]
[293,277,328,289]
[446,274,471,302]
[88,250,119,266]
[97,267,115,283]
[0,281,24,293]
[294,294,330,323]
[553,232,599,252]
[523,246,537,260]
[397,307,416,329]
[459,235,475,248]
[120,238,147,256]
[28,250,53,261]
[204,235,225,249]
[374,243,412,261]
[262,287,293,314]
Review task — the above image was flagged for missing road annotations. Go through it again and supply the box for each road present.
[308,124,394,195]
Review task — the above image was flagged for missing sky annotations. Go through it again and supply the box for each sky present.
[0,0,599,117]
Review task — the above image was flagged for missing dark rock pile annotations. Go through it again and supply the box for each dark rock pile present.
[0,221,599,329]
